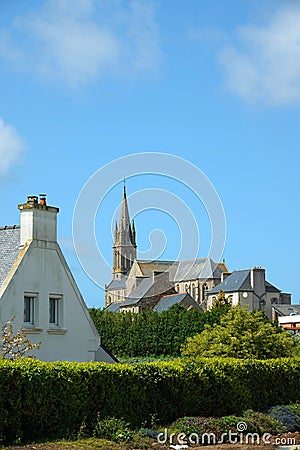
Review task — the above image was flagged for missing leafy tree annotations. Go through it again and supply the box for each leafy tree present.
[181,306,296,359]
[211,289,232,309]
[1,317,40,360]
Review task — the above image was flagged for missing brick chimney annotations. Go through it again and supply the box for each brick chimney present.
[18,195,59,246]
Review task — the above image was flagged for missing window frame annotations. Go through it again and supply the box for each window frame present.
[24,293,38,326]
[49,294,63,328]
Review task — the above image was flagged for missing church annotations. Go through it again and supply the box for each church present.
[105,186,228,312]
[105,187,292,318]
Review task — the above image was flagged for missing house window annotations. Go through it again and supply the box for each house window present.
[24,295,35,325]
[49,295,62,327]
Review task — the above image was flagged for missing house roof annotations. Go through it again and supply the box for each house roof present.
[265,281,280,293]
[208,269,251,294]
[0,226,21,288]
[273,305,300,316]
[208,269,280,295]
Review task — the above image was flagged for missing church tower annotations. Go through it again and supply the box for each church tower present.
[112,185,137,280]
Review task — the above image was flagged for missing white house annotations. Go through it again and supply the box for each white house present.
[0,195,116,363]
[207,267,291,320]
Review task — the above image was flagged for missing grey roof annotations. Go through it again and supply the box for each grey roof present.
[105,302,121,312]
[121,275,175,307]
[208,270,252,294]
[153,293,188,312]
[0,226,20,288]
[265,281,280,293]
[106,277,126,291]
[172,258,223,282]
[208,269,281,295]
[273,305,300,316]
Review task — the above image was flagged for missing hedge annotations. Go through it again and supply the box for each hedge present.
[89,305,229,357]
[0,357,300,443]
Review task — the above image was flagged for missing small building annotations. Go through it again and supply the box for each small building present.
[0,195,116,363]
[207,267,291,320]
[272,305,300,334]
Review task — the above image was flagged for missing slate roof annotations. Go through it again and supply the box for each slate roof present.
[121,275,175,307]
[273,305,300,316]
[106,277,126,290]
[132,258,225,282]
[0,226,20,288]
[208,269,251,294]
[153,293,188,312]
[208,269,280,295]
[265,281,280,293]
[105,302,121,313]
[172,258,224,282]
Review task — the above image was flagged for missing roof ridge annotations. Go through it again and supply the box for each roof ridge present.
[0,225,20,230]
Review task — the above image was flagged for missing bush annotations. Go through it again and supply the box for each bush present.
[89,305,229,357]
[93,417,133,442]
[268,405,300,432]
[172,410,286,441]
[0,357,300,443]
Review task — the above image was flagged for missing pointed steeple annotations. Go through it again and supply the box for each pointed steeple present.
[112,185,137,279]
[119,185,131,240]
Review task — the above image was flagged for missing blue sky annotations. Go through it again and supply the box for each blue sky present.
[1,0,300,307]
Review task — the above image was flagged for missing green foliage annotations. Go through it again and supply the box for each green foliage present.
[1,358,300,443]
[172,410,287,439]
[93,417,133,442]
[89,304,229,357]
[211,289,232,309]
[181,306,295,359]
[268,405,300,432]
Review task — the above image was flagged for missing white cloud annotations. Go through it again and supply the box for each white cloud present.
[219,5,300,105]
[0,119,26,175]
[0,0,161,87]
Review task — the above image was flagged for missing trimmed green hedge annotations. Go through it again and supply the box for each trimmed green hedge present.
[0,357,300,443]
[89,305,229,357]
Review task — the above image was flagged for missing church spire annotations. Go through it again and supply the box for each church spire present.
[112,184,137,279]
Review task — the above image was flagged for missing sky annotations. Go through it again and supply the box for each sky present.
[0,0,300,307]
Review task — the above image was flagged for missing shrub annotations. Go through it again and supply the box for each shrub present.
[89,305,229,357]
[172,410,286,441]
[93,416,133,442]
[0,357,300,443]
[268,405,300,432]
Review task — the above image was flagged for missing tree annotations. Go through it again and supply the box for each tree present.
[1,317,40,360]
[211,289,232,309]
[181,306,296,359]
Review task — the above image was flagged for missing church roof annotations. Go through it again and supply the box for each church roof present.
[172,258,224,282]
[153,293,189,312]
[131,257,226,281]
[106,277,126,291]
[121,275,175,306]
[0,226,20,288]
[105,302,121,312]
